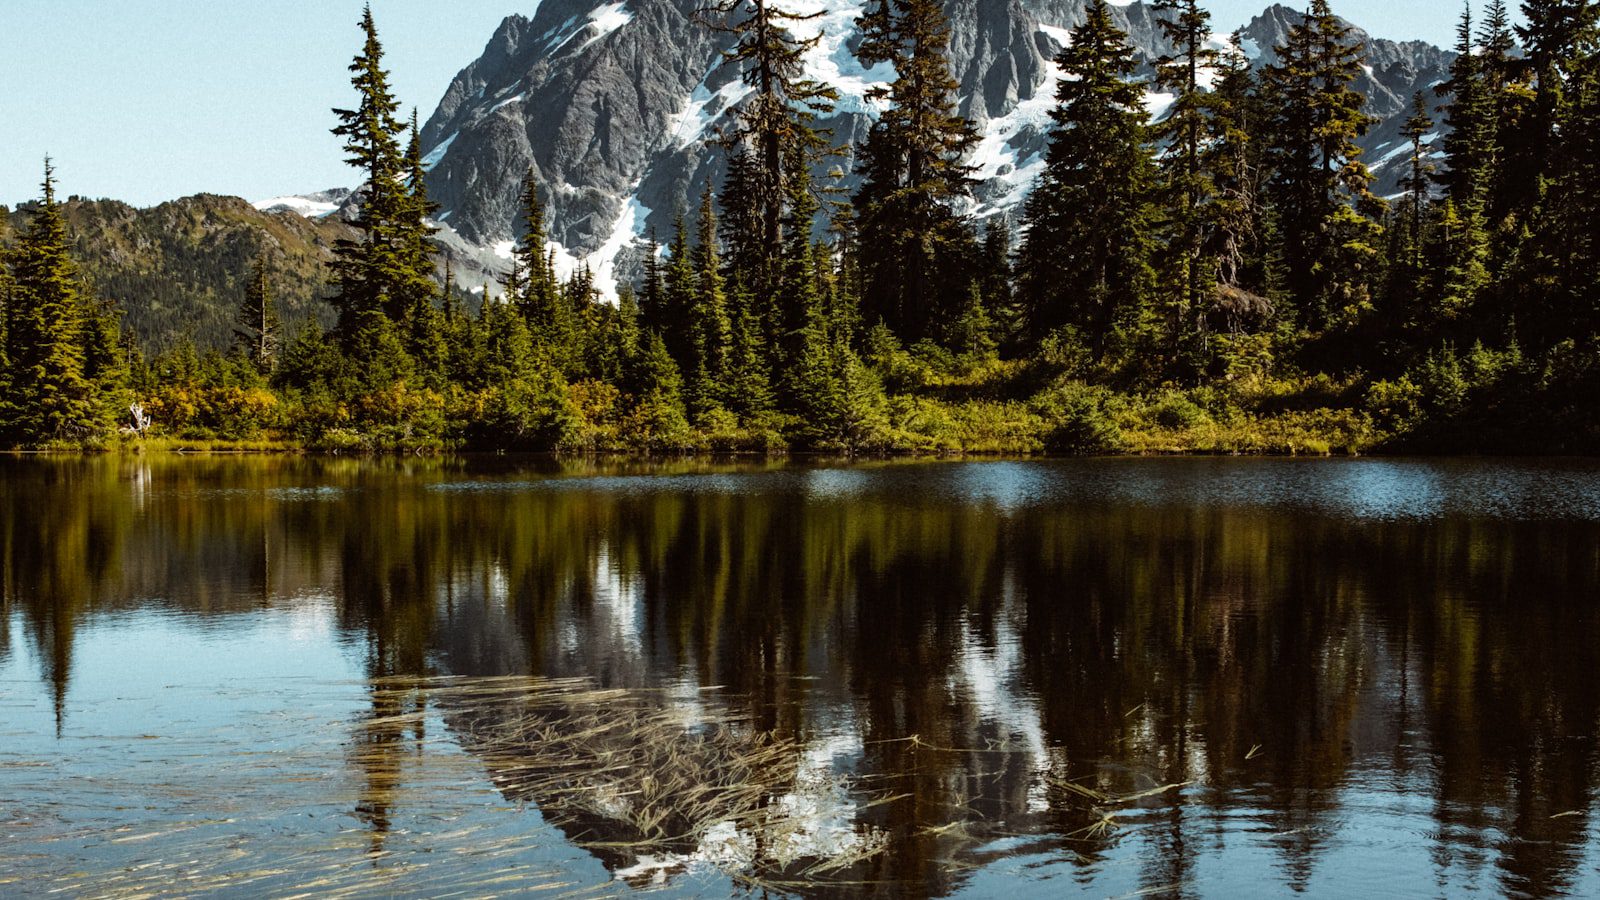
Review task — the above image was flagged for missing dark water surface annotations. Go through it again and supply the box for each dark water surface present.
[2,456,1599,897]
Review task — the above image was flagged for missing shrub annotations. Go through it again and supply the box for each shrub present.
[1030,381,1123,454]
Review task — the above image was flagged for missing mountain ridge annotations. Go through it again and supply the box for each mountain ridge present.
[398,0,1451,295]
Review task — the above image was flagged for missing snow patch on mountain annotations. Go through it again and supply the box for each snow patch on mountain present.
[422,132,458,172]
[670,78,753,149]
[787,0,896,116]
[252,188,351,219]
[581,2,634,50]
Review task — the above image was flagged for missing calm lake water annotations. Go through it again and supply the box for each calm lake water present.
[2,456,1599,898]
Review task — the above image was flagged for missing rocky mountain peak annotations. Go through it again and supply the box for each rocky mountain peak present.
[398,0,1452,296]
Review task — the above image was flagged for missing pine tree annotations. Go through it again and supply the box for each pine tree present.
[1205,34,1268,298]
[702,0,839,283]
[1386,91,1436,328]
[660,213,697,369]
[396,108,445,379]
[852,0,980,342]
[1500,0,1598,216]
[977,218,1020,349]
[1439,6,1493,209]
[637,229,665,334]
[1017,0,1156,358]
[511,170,575,373]
[1,161,102,445]
[1262,0,1384,332]
[234,254,281,373]
[626,331,694,450]
[688,184,732,417]
[329,4,412,364]
[725,283,775,420]
[0,236,13,381]
[81,296,131,427]
[1153,0,1223,358]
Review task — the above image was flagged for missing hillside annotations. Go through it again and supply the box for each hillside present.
[4,194,350,352]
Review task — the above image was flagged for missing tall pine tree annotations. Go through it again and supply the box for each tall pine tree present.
[234,254,281,374]
[329,4,413,375]
[1262,0,1384,333]
[1154,0,1223,361]
[1017,0,1156,359]
[852,0,979,342]
[702,0,839,283]
[1,161,103,445]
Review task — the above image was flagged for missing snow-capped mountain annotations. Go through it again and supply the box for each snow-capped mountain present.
[403,0,1452,295]
[252,187,353,218]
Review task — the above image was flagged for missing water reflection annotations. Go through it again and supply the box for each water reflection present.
[2,456,1599,896]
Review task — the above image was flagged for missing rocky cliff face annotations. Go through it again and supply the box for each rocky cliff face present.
[414,0,1453,294]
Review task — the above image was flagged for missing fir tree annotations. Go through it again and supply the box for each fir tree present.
[852,0,980,342]
[1017,0,1156,358]
[1153,0,1223,356]
[660,213,697,369]
[626,331,694,450]
[1,161,102,445]
[396,108,445,379]
[688,184,732,417]
[1439,6,1493,210]
[234,254,281,373]
[329,4,412,364]
[511,170,575,373]
[702,0,839,282]
[1262,0,1384,332]
[1387,91,1436,327]
[1205,34,1268,298]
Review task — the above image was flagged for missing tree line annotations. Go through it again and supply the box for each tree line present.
[5,0,1600,453]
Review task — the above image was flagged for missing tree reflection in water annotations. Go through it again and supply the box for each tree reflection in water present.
[2,456,1598,897]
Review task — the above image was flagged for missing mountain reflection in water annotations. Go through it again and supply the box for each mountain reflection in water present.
[1,456,1598,897]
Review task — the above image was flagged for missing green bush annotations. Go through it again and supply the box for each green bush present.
[1030,381,1123,454]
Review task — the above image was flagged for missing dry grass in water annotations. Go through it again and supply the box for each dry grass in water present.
[373,675,892,889]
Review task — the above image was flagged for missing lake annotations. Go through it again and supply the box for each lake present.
[2,456,1599,897]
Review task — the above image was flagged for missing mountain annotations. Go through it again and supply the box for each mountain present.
[4,194,355,352]
[413,0,1453,294]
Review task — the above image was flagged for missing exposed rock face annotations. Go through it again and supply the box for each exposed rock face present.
[415,0,1453,292]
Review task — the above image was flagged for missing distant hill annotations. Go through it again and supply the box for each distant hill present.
[4,193,352,353]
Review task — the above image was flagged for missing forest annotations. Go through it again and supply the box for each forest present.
[3,0,1599,454]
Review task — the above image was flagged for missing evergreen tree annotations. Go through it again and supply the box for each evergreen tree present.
[511,170,576,373]
[725,283,775,420]
[1262,0,1384,332]
[0,235,12,381]
[1500,0,1598,216]
[1017,0,1156,358]
[852,0,979,342]
[1153,0,1223,358]
[702,0,839,282]
[329,5,412,365]
[660,213,697,369]
[1205,34,1269,298]
[470,291,577,449]
[81,296,131,427]
[688,184,733,417]
[1386,91,1436,329]
[1,161,102,445]
[977,218,1020,349]
[234,254,281,373]
[396,108,445,379]
[626,331,694,450]
[1439,6,1493,210]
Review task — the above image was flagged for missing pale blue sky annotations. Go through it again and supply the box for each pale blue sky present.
[1,1,1470,208]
